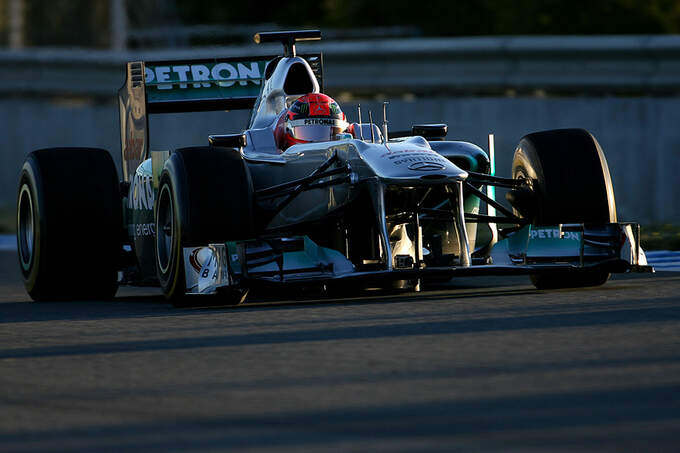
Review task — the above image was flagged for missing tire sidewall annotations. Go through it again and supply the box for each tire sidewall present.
[156,170,186,300]
[17,158,45,298]
[511,139,546,223]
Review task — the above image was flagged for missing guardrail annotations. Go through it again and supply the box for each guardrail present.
[2,35,680,96]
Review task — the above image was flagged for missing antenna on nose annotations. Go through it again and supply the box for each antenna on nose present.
[357,104,364,140]
[382,101,389,143]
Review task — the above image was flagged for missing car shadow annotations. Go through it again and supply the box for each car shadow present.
[0,272,669,324]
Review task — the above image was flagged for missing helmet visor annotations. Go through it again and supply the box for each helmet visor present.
[290,125,347,141]
[287,119,348,142]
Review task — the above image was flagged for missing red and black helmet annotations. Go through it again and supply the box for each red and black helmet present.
[278,93,348,149]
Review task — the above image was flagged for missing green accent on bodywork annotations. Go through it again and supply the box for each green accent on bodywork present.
[495,225,615,261]
[127,158,155,235]
[448,155,480,173]
[302,236,353,274]
[464,194,480,215]
[225,236,354,278]
[144,60,268,103]
[506,225,532,256]
[488,137,496,208]
[226,242,242,276]
[504,225,584,258]
[464,155,479,172]
[526,226,582,257]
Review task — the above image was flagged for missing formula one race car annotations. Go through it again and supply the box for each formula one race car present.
[16,30,652,305]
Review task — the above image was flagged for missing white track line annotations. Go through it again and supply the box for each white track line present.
[0,235,16,251]
[646,250,680,272]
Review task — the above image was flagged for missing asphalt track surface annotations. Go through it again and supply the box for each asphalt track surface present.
[1,250,679,452]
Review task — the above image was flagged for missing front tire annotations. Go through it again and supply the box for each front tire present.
[155,147,255,306]
[511,129,616,289]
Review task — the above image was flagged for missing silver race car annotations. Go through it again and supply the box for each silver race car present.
[16,30,651,305]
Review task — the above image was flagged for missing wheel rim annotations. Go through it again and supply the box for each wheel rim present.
[17,184,35,271]
[156,184,175,274]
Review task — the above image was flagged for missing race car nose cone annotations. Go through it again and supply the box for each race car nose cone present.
[355,139,469,183]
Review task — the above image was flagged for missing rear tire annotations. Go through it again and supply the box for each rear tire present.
[511,129,616,289]
[155,147,255,306]
[17,148,121,300]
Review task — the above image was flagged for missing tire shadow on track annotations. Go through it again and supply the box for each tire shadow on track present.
[1,271,671,324]
[239,286,538,311]
[180,271,668,312]
[0,283,539,324]
[1,302,678,359]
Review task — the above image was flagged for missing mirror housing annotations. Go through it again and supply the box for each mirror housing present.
[209,134,247,149]
[412,124,448,140]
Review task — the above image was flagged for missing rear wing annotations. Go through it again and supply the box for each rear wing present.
[118,53,323,181]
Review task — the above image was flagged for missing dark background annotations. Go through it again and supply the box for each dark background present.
[4,0,680,49]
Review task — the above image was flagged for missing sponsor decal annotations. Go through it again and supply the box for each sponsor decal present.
[378,149,449,167]
[530,228,581,240]
[144,62,262,90]
[304,118,336,125]
[392,155,449,166]
[128,173,155,211]
[408,161,446,171]
[198,253,220,292]
[380,148,439,158]
[311,102,330,116]
[189,248,206,272]
[187,247,216,275]
[288,118,347,128]
[134,223,156,237]
[123,136,144,160]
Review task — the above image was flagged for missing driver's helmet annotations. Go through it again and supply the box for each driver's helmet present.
[278,93,348,149]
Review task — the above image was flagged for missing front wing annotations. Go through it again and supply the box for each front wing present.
[182,222,652,295]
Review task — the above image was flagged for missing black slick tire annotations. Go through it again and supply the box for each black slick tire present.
[155,147,255,307]
[511,129,616,289]
[16,148,122,300]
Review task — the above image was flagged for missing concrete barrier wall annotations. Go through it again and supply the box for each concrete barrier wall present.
[1,96,678,223]
[3,35,680,96]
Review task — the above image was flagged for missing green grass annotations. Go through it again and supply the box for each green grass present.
[0,205,14,234]
[641,224,680,251]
